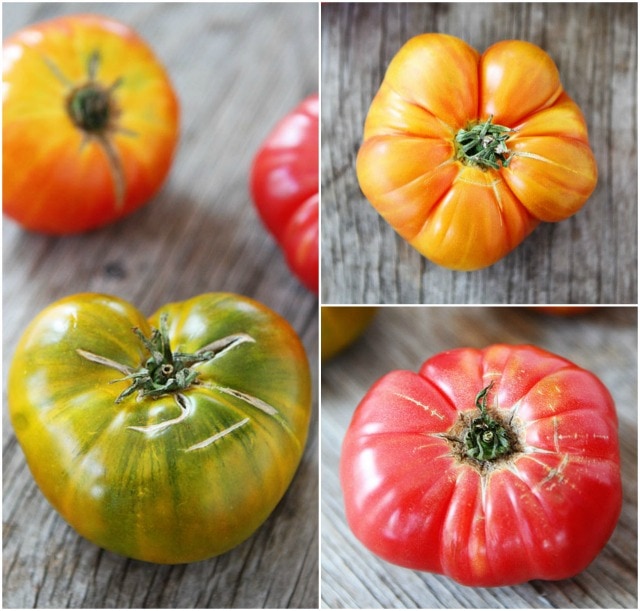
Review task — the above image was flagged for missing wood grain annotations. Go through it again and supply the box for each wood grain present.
[320,3,637,304]
[3,3,319,608]
[320,306,637,608]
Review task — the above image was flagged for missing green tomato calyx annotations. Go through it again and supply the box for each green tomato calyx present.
[77,314,213,403]
[455,116,513,170]
[68,84,112,132]
[463,383,512,461]
[441,382,521,471]
[66,52,121,134]
[112,314,215,403]
[78,316,257,403]
[62,50,128,210]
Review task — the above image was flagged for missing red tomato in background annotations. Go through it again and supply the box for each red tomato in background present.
[341,344,621,587]
[3,14,179,233]
[251,95,319,293]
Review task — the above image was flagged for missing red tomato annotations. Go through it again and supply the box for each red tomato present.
[357,35,597,270]
[251,95,319,293]
[341,345,621,586]
[3,14,179,233]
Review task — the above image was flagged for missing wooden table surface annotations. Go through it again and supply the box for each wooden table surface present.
[321,306,637,609]
[320,3,637,305]
[2,3,319,608]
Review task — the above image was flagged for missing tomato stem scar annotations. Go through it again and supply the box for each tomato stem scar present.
[67,52,119,134]
[455,116,513,170]
[441,382,521,470]
[113,314,216,402]
[463,382,512,461]
[65,51,127,209]
[77,315,214,402]
[77,318,258,404]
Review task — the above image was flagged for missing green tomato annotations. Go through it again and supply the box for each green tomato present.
[9,292,311,563]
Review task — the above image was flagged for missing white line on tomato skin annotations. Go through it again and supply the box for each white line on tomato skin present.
[184,417,251,452]
[213,386,279,416]
[197,333,256,359]
[127,394,192,435]
[76,348,133,375]
[391,391,446,420]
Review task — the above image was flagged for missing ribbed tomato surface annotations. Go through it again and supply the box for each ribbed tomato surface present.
[341,344,621,586]
[357,35,597,270]
[9,293,311,563]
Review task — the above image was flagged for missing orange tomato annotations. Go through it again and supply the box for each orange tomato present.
[3,14,179,233]
[357,34,597,271]
[532,306,595,316]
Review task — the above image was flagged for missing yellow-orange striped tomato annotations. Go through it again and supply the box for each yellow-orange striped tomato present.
[357,34,597,271]
[9,293,311,563]
[3,14,179,233]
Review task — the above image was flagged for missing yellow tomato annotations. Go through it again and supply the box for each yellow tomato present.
[357,34,597,271]
[321,307,378,360]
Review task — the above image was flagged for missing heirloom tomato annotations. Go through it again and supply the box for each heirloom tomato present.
[9,293,311,564]
[341,344,621,586]
[251,94,319,293]
[532,306,595,316]
[321,306,378,361]
[357,34,598,271]
[3,14,179,233]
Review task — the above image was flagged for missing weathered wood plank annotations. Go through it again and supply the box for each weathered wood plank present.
[321,306,637,608]
[3,3,319,608]
[320,3,637,304]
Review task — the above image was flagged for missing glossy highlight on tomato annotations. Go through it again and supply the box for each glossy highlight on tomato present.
[251,94,319,293]
[341,344,621,586]
[3,14,179,233]
[357,34,598,271]
[9,293,311,564]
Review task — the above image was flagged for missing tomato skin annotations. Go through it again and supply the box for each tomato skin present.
[357,34,597,271]
[532,306,595,316]
[9,293,311,564]
[251,94,319,293]
[321,307,377,360]
[341,344,621,586]
[3,14,179,234]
